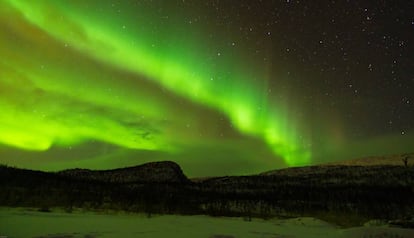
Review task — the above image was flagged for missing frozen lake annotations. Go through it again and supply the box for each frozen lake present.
[1,208,413,238]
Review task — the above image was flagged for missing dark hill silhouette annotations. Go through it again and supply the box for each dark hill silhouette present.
[260,153,414,176]
[329,152,414,166]
[1,154,414,227]
[58,161,189,184]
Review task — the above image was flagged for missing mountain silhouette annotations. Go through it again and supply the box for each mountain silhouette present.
[58,161,189,184]
[1,153,414,227]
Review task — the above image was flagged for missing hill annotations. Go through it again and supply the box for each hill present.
[260,152,414,178]
[58,161,189,184]
[1,155,414,226]
[328,153,414,166]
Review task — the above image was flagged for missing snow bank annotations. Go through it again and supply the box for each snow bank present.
[0,208,413,238]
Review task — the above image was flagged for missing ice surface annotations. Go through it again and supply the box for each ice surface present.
[1,208,413,238]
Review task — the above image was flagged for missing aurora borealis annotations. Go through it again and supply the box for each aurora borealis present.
[0,0,413,176]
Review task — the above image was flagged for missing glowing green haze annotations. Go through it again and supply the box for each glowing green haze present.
[0,0,310,168]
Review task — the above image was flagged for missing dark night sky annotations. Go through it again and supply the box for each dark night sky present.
[0,0,413,176]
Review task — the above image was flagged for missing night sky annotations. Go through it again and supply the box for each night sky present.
[0,0,413,177]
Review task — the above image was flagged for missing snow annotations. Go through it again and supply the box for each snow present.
[1,208,413,238]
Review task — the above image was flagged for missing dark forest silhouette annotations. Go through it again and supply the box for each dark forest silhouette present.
[1,160,414,227]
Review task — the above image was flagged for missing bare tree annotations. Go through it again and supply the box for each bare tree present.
[402,154,410,167]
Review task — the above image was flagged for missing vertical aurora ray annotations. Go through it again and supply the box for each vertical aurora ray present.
[1,0,310,165]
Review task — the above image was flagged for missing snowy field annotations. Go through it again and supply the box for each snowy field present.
[1,208,414,238]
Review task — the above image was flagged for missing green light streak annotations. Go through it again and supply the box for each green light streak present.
[1,0,310,165]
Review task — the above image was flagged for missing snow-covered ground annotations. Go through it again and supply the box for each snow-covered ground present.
[1,208,413,238]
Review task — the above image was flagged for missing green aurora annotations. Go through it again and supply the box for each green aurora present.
[0,0,412,176]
